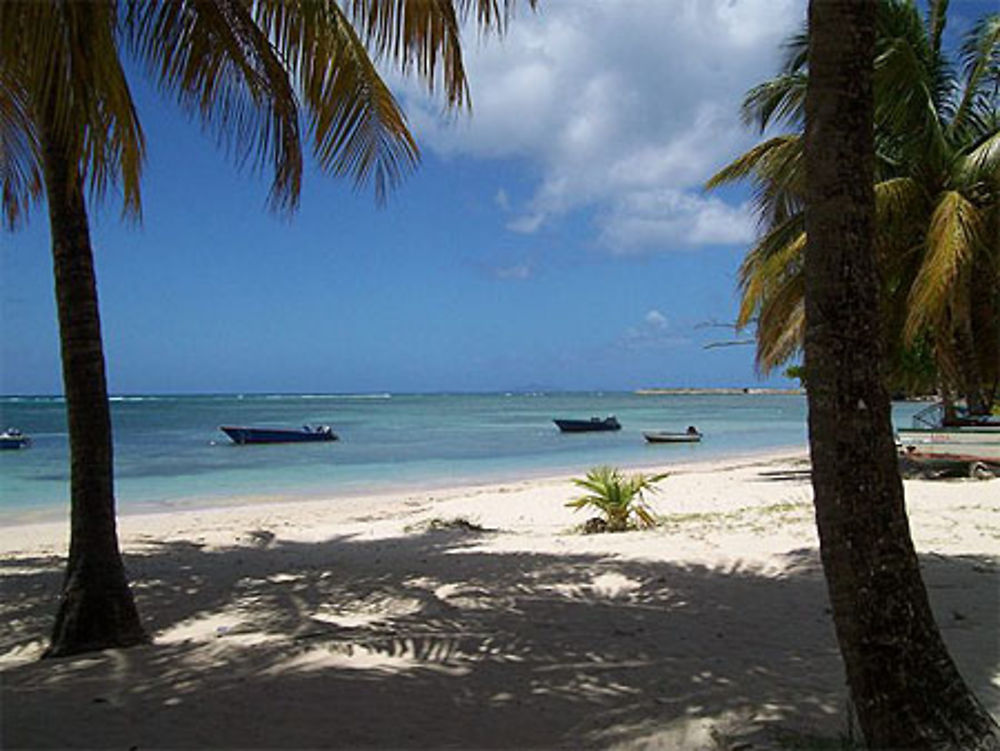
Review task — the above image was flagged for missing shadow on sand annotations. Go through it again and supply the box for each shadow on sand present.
[1,526,996,749]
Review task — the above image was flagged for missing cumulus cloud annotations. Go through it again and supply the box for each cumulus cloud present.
[598,190,755,253]
[619,309,687,351]
[395,0,805,253]
[645,310,668,329]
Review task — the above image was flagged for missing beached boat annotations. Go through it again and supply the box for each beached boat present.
[220,425,338,445]
[643,427,702,444]
[0,428,31,450]
[554,416,621,433]
[896,426,1000,475]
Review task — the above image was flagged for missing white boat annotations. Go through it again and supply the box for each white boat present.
[896,426,1000,472]
[643,427,702,444]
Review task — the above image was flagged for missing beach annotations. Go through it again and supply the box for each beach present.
[1,449,997,749]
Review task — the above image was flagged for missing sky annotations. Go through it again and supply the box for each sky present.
[0,0,992,395]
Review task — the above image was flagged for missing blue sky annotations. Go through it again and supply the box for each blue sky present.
[1,0,992,395]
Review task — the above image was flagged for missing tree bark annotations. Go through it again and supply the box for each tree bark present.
[39,122,147,658]
[966,244,999,413]
[804,1,999,747]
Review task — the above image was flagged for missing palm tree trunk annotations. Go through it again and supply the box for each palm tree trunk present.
[39,122,147,658]
[954,322,987,416]
[804,1,999,747]
[967,245,999,413]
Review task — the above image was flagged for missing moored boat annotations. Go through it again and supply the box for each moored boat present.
[220,425,338,445]
[554,416,621,433]
[643,426,702,444]
[0,428,31,450]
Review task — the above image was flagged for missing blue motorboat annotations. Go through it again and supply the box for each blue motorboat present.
[0,428,32,450]
[554,416,621,433]
[220,425,338,445]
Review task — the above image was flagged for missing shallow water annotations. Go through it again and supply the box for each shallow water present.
[0,392,923,521]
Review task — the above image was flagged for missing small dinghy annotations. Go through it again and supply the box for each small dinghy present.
[643,426,702,444]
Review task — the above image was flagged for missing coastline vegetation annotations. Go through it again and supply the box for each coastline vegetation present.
[707,0,1000,415]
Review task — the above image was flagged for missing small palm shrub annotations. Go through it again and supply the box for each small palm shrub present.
[566,466,667,532]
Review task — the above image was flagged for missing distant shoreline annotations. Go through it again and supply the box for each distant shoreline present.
[635,387,806,396]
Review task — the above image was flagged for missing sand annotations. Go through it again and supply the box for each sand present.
[1,450,997,749]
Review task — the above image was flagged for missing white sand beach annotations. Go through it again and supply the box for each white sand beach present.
[1,450,997,749]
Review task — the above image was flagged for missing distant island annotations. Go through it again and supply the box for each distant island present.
[635,387,806,396]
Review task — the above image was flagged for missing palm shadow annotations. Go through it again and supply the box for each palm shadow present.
[1,527,996,749]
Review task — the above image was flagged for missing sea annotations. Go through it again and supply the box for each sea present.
[0,392,925,523]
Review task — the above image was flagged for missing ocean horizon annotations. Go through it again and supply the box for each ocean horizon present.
[1,391,923,523]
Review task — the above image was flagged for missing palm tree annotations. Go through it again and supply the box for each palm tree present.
[566,466,665,532]
[1,0,529,658]
[805,1,999,746]
[708,0,1000,412]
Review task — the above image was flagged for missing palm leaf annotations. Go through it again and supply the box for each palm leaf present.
[0,67,42,229]
[1,1,145,218]
[346,0,534,107]
[567,467,665,531]
[705,135,798,191]
[740,73,806,132]
[905,190,983,341]
[754,272,805,373]
[958,128,1000,183]
[952,12,1000,136]
[125,0,304,211]
[737,219,804,328]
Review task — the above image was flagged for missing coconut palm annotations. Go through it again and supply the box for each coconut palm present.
[1,0,528,658]
[707,0,1000,412]
[805,2,999,745]
[566,466,665,532]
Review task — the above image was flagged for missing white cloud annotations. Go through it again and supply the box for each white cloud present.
[619,309,687,351]
[494,188,510,211]
[396,0,805,253]
[597,190,755,253]
[645,309,668,329]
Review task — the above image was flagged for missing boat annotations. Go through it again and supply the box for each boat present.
[553,416,621,433]
[896,402,1000,475]
[0,428,32,450]
[220,425,338,445]
[643,426,702,444]
[896,426,1000,468]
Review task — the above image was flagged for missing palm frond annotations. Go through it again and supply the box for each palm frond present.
[754,271,805,373]
[778,29,809,76]
[2,1,145,218]
[705,135,798,190]
[0,66,42,230]
[958,125,1000,183]
[705,135,803,226]
[125,0,303,211]
[736,218,804,326]
[926,0,948,58]
[905,190,983,340]
[345,0,534,108]
[875,35,948,166]
[567,467,664,531]
[874,176,928,268]
[740,74,806,133]
[951,12,1000,138]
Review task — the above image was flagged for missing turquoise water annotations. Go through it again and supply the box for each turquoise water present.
[0,392,923,521]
